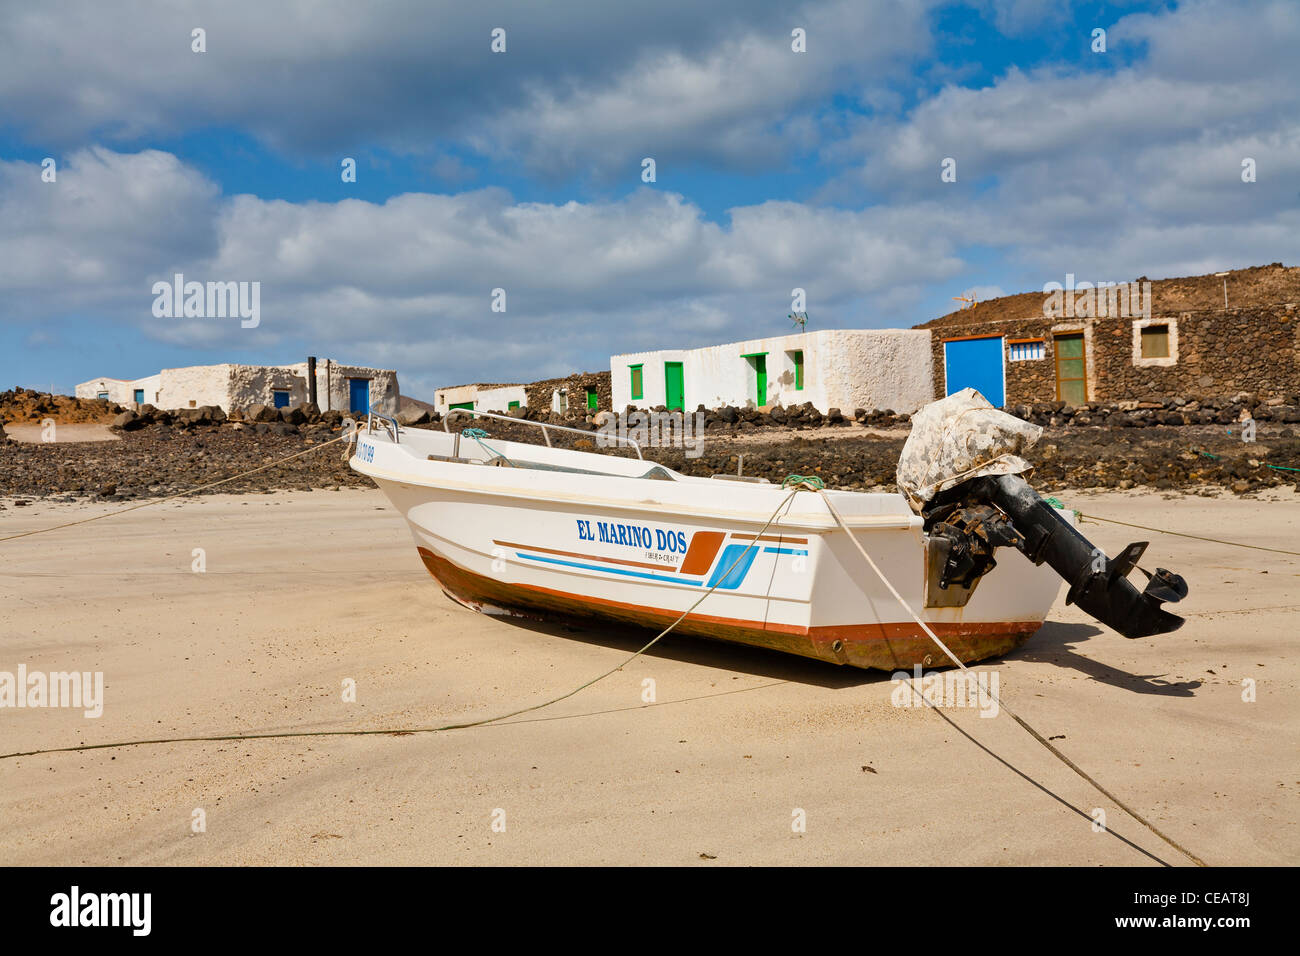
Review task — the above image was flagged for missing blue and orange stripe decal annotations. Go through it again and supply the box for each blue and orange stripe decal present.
[491,530,808,591]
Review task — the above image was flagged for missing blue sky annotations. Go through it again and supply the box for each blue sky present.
[1,0,1296,399]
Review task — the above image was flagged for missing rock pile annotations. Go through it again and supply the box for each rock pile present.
[0,388,121,424]
[1009,393,1300,428]
[106,401,358,439]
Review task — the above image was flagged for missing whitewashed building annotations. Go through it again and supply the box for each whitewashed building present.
[610,329,934,413]
[432,383,527,415]
[76,358,400,414]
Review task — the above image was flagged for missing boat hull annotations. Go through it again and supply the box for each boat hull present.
[414,542,1040,670]
[351,425,1065,671]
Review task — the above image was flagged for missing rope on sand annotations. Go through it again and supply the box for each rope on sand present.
[0,433,353,544]
[812,485,1209,868]
[1079,513,1300,557]
[0,440,1216,865]
[0,490,802,761]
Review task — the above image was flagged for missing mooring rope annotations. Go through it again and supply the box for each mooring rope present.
[1079,512,1300,557]
[810,485,1208,867]
[0,490,801,761]
[0,436,1228,864]
[0,432,353,544]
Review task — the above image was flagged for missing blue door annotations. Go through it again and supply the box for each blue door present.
[349,378,370,413]
[943,336,1005,407]
[273,390,290,408]
[133,389,144,404]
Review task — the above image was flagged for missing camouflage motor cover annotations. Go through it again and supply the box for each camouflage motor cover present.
[896,388,1043,513]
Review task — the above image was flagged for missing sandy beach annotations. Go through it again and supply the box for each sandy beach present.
[1,486,1296,866]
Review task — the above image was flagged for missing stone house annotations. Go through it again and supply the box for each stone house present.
[525,372,611,415]
[922,299,1300,407]
[75,358,400,414]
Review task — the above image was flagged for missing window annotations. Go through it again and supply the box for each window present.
[273,390,291,409]
[96,391,109,400]
[507,400,520,410]
[792,350,804,390]
[449,401,474,411]
[630,364,643,400]
[1008,340,1045,361]
[586,387,598,410]
[1140,324,1170,359]
[1132,319,1177,367]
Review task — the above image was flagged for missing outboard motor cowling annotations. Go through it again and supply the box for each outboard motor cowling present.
[899,389,1188,639]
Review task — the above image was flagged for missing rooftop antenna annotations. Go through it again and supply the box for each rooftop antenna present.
[952,294,977,310]
[789,311,809,331]
[1214,271,1229,309]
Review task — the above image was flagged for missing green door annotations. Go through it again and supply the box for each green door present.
[1054,334,1087,404]
[743,353,767,407]
[664,362,684,411]
[586,388,598,410]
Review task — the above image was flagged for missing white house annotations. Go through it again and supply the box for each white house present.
[610,329,934,414]
[76,358,400,414]
[433,383,527,415]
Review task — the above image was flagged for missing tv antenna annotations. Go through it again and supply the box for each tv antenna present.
[789,311,809,330]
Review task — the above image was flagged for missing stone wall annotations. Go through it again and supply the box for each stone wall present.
[525,371,612,414]
[297,360,400,415]
[928,304,1300,406]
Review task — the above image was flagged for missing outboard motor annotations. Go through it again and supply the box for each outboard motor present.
[898,388,1188,639]
[923,473,1186,638]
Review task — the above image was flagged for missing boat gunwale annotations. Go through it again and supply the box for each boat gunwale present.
[351,456,923,531]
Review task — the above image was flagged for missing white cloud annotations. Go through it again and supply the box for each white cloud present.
[823,0,1300,282]
[0,149,969,396]
[0,0,934,180]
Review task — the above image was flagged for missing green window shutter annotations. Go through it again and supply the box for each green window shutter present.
[793,350,804,390]
[630,365,643,400]
[508,400,520,410]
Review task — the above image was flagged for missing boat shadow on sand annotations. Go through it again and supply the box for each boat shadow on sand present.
[1014,621,1203,697]
[500,617,876,689]
[499,617,1203,696]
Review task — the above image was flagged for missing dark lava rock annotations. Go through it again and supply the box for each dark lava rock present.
[112,410,143,431]
[397,407,430,426]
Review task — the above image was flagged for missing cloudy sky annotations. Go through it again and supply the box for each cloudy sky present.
[1,0,1296,398]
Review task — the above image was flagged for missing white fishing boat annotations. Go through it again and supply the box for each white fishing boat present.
[349,392,1186,671]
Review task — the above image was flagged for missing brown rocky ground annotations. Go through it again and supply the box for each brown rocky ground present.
[3,411,1298,503]
[918,261,1300,329]
[0,388,121,425]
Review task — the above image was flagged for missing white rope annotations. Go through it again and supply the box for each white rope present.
[812,486,1208,867]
